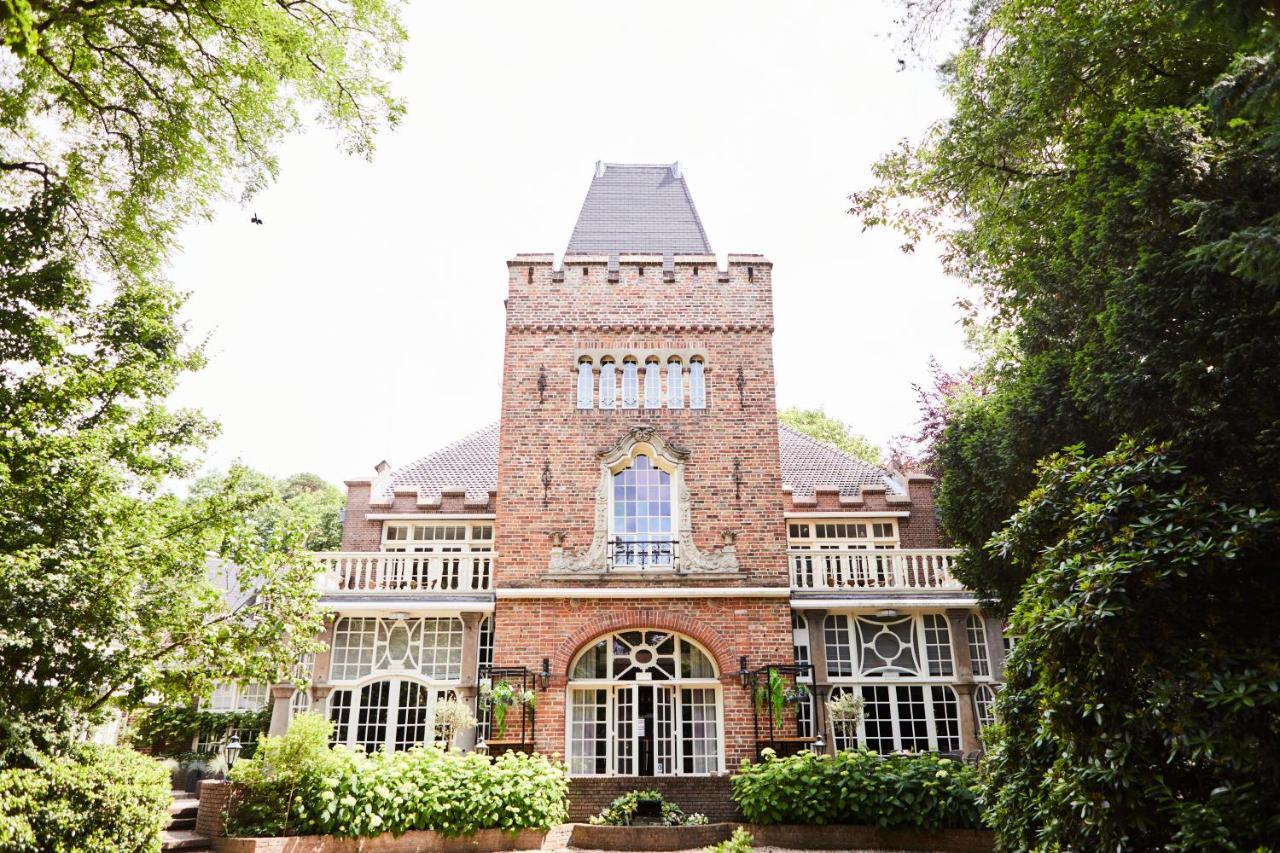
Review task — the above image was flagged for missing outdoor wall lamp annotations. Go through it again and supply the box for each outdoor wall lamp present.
[539,657,551,690]
[738,655,750,688]
[541,461,552,507]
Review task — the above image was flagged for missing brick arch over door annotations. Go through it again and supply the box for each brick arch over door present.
[553,609,734,678]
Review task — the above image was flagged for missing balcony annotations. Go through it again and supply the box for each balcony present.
[607,538,679,572]
[315,551,493,594]
[788,548,964,592]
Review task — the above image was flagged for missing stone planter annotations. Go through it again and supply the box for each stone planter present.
[211,828,547,852]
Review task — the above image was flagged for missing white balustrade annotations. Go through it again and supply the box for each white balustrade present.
[315,552,493,594]
[788,549,963,591]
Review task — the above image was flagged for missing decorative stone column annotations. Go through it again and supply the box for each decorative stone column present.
[945,608,981,755]
[800,609,834,756]
[457,612,485,751]
[984,613,1007,682]
[267,685,294,736]
[308,615,337,717]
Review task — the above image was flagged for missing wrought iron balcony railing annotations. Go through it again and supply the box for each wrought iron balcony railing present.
[607,538,679,571]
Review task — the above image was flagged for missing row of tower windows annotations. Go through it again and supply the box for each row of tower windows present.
[576,356,707,410]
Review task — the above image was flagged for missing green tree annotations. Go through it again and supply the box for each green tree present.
[854,0,1280,846]
[0,0,402,768]
[190,466,345,553]
[778,407,885,466]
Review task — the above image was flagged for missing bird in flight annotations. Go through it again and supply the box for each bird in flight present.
[251,212,264,225]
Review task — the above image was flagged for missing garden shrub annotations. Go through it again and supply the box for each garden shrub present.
[732,749,981,830]
[588,789,708,826]
[135,705,270,757]
[0,744,170,853]
[707,827,754,853]
[227,713,568,838]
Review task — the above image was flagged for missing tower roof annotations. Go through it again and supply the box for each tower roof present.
[566,162,713,255]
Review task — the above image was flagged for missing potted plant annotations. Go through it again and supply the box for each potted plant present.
[827,691,865,728]
[480,680,536,739]
[754,668,788,729]
[432,698,477,751]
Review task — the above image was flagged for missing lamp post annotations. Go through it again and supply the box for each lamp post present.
[222,734,243,776]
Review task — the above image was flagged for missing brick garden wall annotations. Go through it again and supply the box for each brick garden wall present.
[567,774,738,823]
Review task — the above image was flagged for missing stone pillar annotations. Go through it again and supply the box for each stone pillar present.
[800,609,834,756]
[946,608,981,755]
[308,615,337,717]
[984,613,1007,682]
[457,612,485,751]
[267,684,293,736]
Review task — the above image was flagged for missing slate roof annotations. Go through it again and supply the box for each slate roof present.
[777,424,902,498]
[375,422,902,503]
[377,423,500,504]
[565,162,713,255]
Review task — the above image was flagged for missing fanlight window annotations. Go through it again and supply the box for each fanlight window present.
[610,454,674,568]
[572,630,717,681]
[330,617,464,681]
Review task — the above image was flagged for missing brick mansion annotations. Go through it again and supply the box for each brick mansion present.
[241,162,1005,811]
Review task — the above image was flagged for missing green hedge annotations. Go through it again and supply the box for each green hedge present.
[732,749,982,830]
[135,705,270,757]
[227,713,568,838]
[0,744,171,853]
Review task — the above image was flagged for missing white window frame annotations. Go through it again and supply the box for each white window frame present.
[606,450,677,569]
[565,631,724,776]
[326,676,456,753]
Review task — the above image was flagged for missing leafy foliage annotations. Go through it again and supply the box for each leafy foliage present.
[134,705,270,757]
[732,749,981,830]
[587,789,708,827]
[479,680,536,740]
[855,5,1280,843]
[0,743,170,852]
[189,466,345,552]
[778,407,884,466]
[981,443,1280,850]
[0,201,326,765]
[228,714,569,838]
[707,827,754,853]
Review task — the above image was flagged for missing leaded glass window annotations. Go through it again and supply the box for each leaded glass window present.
[610,454,674,568]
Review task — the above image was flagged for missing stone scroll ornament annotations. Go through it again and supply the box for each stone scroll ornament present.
[547,426,739,574]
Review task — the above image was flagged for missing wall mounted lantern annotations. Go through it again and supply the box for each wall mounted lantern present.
[539,658,551,690]
[541,461,552,507]
[537,366,547,404]
[738,656,751,688]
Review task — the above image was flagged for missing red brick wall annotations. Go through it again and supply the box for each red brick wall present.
[494,597,793,767]
[567,775,737,822]
[495,258,788,589]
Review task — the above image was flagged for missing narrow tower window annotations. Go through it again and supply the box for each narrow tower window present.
[643,357,662,409]
[599,358,617,409]
[666,358,684,409]
[689,358,706,409]
[576,359,593,409]
[621,359,639,409]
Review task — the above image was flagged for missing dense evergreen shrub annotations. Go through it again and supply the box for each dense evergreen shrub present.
[587,789,708,826]
[0,744,170,853]
[732,749,981,830]
[227,713,568,838]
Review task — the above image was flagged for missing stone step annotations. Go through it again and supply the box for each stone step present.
[160,829,211,851]
[167,816,197,831]
[169,798,199,817]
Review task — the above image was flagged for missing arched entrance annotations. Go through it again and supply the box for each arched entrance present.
[566,629,723,776]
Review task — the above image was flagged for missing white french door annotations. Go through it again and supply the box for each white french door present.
[568,684,718,776]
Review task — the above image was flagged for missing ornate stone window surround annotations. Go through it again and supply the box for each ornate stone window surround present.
[547,427,739,575]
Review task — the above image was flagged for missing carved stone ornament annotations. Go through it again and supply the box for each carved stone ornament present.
[547,426,739,574]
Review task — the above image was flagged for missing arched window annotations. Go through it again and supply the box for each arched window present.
[974,684,997,732]
[327,677,455,752]
[621,359,639,409]
[643,358,662,409]
[576,359,593,409]
[568,631,721,776]
[965,615,990,677]
[610,453,674,568]
[666,357,684,409]
[599,358,616,409]
[688,358,706,409]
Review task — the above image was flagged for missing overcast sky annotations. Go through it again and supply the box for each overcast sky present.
[167,0,972,487]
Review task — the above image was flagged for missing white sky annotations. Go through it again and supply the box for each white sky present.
[168,0,972,487]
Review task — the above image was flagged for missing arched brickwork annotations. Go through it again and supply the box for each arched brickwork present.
[552,608,735,677]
